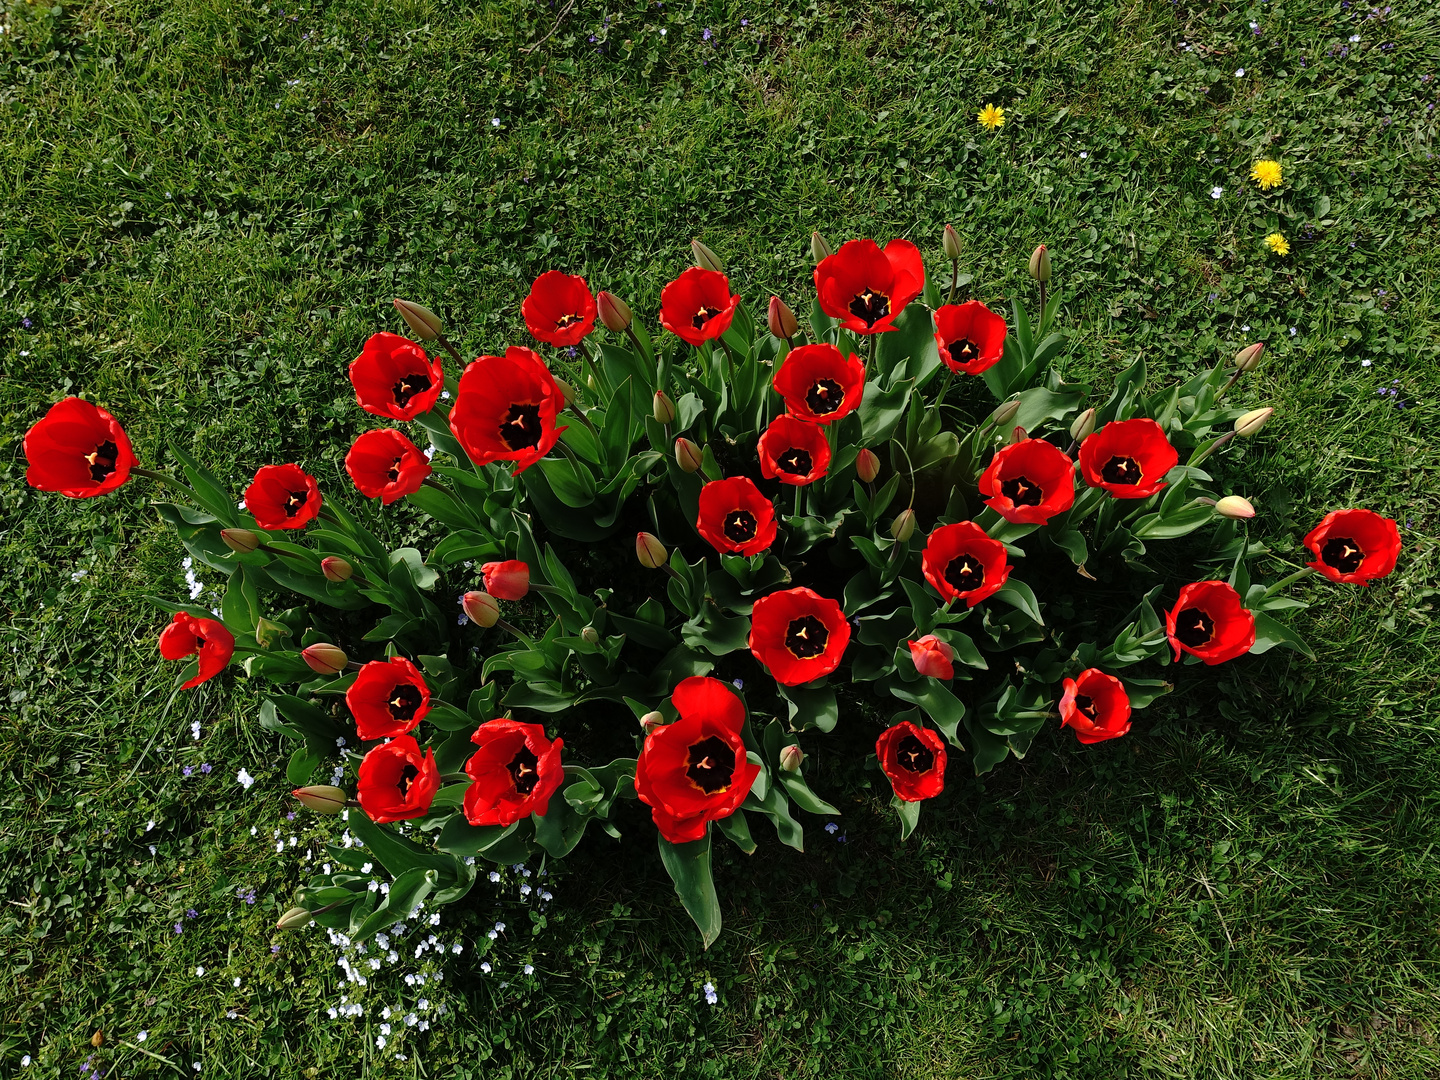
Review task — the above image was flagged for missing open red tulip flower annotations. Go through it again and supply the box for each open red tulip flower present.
[345,428,432,504]
[908,635,955,680]
[696,476,778,556]
[482,559,530,601]
[448,346,567,475]
[521,270,597,347]
[1166,581,1256,665]
[921,521,1011,607]
[158,611,236,689]
[349,332,445,422]
[978,438,1076,524]
[876,721,947,802]
[357,735,439,824]
[633,676,761,844]
[749,586,851,686]
[463,719,566,827]
[658,267,742,347]
[772,343,866,425]
[758,415,831,487]
[346,657,431,740]
[934,300,1007,375]
[1079,418,1178,499]
[814,238,925,335]
[24,397,136,498]
[1303,508,1401,585]
[1058,669,1132,744]
[244,463,322,530]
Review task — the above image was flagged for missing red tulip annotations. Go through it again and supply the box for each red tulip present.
[482,560,530,601]
[814,238,925,335]
[633,676,761,844]
[462,719,566,826]
[244,464,322,530]
[349,332,444,422]
[1078,418,1178,499]
[1165,581,1256,665]
[345,428,432,504]
[24,397,135,498]
[521,270,597,347]
[977,438,1076,524]
[1058,669,1131,744]
[696,476,778,556]
[356,735,439,824]
[346,657,431,740]
[921,521,1011,607]
[748,587,850,686]
[771,342,866,424]
[907,635,955,680]
[934,300,1007,375]
[157,611,236,690]
[1303,508,1401,585]
[876,721,947,801]
[757,415,831,487]
[658,267,742,347]
[448,346,566,475]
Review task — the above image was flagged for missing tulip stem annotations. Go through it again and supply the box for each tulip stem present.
[662,564,685,582]
[530,582,567,596]
[1188,431,1233,469]
[935,369,955,408]
[717,336,738,382]
[947,258,959,306]
[566,402,599,436]
[794,485,803,519]
[580,340,610,402]
[131,466,189,493]
[1037,284,1048,333]
[1264,566,1316,597]
[624,324,650,366]
[435,333,466,369]
[496,618,533,644]
[1213,370,1242,404]
[421,476,459,500]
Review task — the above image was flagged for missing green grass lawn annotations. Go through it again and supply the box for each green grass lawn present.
[3,0,1439,1075]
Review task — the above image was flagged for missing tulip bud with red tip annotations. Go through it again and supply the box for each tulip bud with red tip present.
[891,508,917,542]
[1069,407,1097,443]
[393,298,442,341]
[554,378,579,408]
[321,557,353,582]
[1215,496,1256,520]
[580,625,600,645]
[811,231,832,263]
[942,223,962,260]
[596,291,632,332]
[301,643,348,675]
[691,238,724,273]
[636,532,669,569]
[481,560,529,601]
[856,448,880,483]
[1028,244,1051,283]
[1235,407,1273,437]
[779,744,805,773]
[276,907,312,930]
[292,785,347,814]
[675,437,703,473]
[221,528,261,554]
[908,635,956,680]
[1233,342,1266,372]
[653,391,676,424]
[462,591,500,627]
[989,399,1021,429]
[768,295,799,340]
[639,710,665,734]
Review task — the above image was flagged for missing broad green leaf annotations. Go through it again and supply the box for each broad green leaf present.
[657,833,723,949]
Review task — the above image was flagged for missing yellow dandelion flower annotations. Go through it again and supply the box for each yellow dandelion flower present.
[977,104,1006,132]
[1250,159,1283,190]
[1264,232,1290,256]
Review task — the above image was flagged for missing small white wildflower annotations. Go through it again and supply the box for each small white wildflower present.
[1289,327,1298,337]
[659,27,667,35]
[487,930,498,940]
[488,871,501,883]
[1211,186,1223,199]
[327,1007,338,1019]
[137,1031,148,1042]
[376,1035,387,1049]
[148,845,157,856]
[362,862,373,874]
[491,117,501,127]
[192,721,202,740]
[196,966,205,976]
[1361,358,1373,367]
[1234,67,1245,77]
[21,1055,31,1066]
[233,976,241,987]
[451,943,462,954]
[226,1010,237,1019]
[335,736,347,747]
[1079,151,1087,159]
[380,1023,392,1035]
[146,819,156,832]
[481,962,492,973]
[429,912,440,925]
[1349,33,1360,42]
[237,768,255,791]
[524,964,535,975]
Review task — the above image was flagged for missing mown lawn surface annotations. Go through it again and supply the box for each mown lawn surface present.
[2,0,1438,1076]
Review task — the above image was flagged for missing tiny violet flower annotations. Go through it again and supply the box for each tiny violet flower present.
[1290,327,1298,336]
[200,763,212,774]
[1235,68,1245,77]
[524,963,535,974]
[704,982,719,1005]
[1211,186,1224,199]
[491,118,501,127]
[825,822,840,834]
[481,962,492,973]
[191,721,202,740]
[137,1031,148,1042]
[1350,33,1360,41]
[237,768,255,790]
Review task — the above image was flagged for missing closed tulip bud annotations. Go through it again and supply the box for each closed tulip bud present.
[321,556,353,583]
[1009,425,1027,445]
[691,238,724,273]
[908,634,956,680]
[1028,244,1051,283]
[301,643,348,675]
[768,295,799,340]
[942,223,962,260]
[221,527,261,554]
[989,398,1021,428]
[276,907,312,930]
[675,436,703,473]
[1215,495,1256,520]
[462,591,500,627]
[636,532,668,569]
[811,230,832,263]
[393,298,442,341]
[639,710,665,734]
[779,744,805,773]
[596,290,632,332]
[1069,407,1097,442]
[554,378,579,407]
[292,785,348,814]
[580,625,600,645]
[1233,342,1266,372]
[855,448,880,483]
[653,390,676,425]
[891,508,917,542]
[1234,407,1274,437]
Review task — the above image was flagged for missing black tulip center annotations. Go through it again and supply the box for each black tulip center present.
[395,763,420,799]
[848,288,890,327]
[85,440,120,482]
[722,509,758,544]
[1075,694,1099,721]
[949,337,980,363]
[507,746,541,796]
[387,456,402,483]
[554,312,584,329]
[1000,474,1044,507]
[1321,536,1364,574]
[685,735,734,794]
[391,373,432,409]
[944,553,985,594]
[806,378,845,416]
[777,447,814,476]
[284,489,309,516]
[501,403,543,450]
[388,684,423,722]
[691,305,722,330]
[1175,608,1215,648]
[1101,455,1143,485]
[785,614,830,659]
[895,734,934,774]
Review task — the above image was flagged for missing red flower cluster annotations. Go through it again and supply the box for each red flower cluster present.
[521,271,597,347]
[876,721,947,801]
[1058,669,1131,743]
[659,268,742,347]
[978,438,1075,524]
[758,415,831,486]
[347,657,431,740]
[1303,508,1401,585]
[449,346,567,474]
[357,735,440,824]
[24,397,135,498]
[749,587,850,686]
[815,239,924,335]
[934,301,1006,375]
[922,521,1011,606]
[1166,581,1255,665]
[697,477,777,556]
[346,428,432,504]
[463,720,566,826]
[245,463,322,530]
[158,611,235,689]
[350,332,444,422]
[1079,419,1178,499]
[772,343,865,424]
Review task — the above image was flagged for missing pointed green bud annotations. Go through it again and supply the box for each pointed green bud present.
[221,528,261,554]
[597,291,632,332]
[691,238,724,274]
[1215,495,1256,520]
[1028,244,1051,283]
[1234,407,1273,437]
[942,224,962,261]
[292,785,348,814]
[1069,407,1097,443]
[989,398,1021,428]
[855,448,880,483]
[276,907,312,930]
[321,556,353,583]
[301,643,347,676]
[393,299,442,341]
[653,390,676,425]
[779,744,805,773]
[811,230,832,263]
[890,508,917,542]
[1233,342,1266,371]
